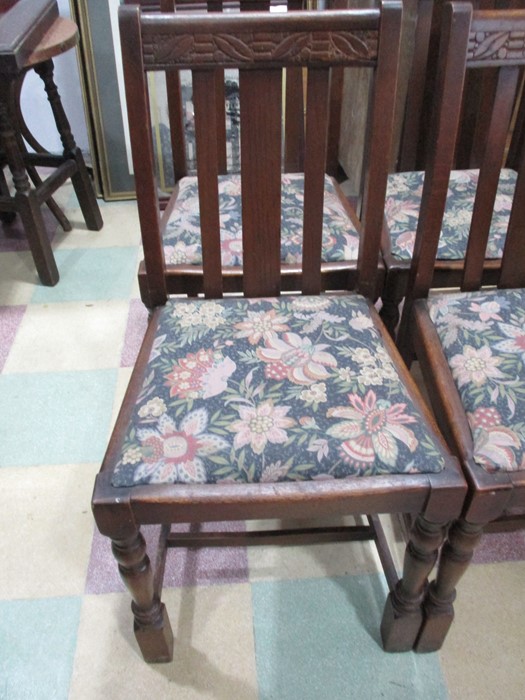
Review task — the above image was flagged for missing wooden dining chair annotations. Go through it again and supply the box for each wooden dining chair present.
[128,0,358,305]
[92,2,467,664]
[379,0,525,335]
[396,1,525,647]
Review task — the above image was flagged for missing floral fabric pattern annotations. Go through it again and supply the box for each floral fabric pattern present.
[427,288,525,472]
[163,173,360,267]
[112,295,446,486]
[385,168,516,261]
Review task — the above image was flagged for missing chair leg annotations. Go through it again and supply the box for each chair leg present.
[111,530,174,663]
[414,518,483,652]
[380,514,447,652]
[34,60,103,232]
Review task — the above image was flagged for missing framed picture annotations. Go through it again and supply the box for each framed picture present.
[71,0,135,200]
[71,0,242,200]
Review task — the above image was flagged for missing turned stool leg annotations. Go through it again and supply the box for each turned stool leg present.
[415,518,483,652]
[34,59,102,231]
[111,530,174,663]
[0,96,59,285]
[381,514,447,652]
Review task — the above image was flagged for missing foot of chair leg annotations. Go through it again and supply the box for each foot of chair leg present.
[414,583,455,653]
[414,518,483,653]
[381,587,424,652]
[380,514,447,652]
[133,600,174,663]
[112,530,174,663]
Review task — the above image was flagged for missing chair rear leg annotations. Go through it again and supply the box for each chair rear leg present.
[111,530,174,663]
[381,514,448,652]
[414,518,483,652]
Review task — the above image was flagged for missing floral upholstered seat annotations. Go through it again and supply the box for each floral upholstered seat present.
[385,169,516,261]
[426,287,525,473]
[163,173,360,267]
[113,294,446,486]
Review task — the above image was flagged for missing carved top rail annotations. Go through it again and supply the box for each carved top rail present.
[139,10,380,69]
[468,12,525,66]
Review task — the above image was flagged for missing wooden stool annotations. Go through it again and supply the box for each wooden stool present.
[0,13,102,285]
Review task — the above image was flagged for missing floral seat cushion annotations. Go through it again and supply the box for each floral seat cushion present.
[163,173,360,266]
[385,168,516,261]
[427,288,525,472]
[112,295,446,486]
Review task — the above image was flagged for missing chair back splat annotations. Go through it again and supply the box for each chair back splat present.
[380,0,525,336]
[92,3,468,665]
[398,2,525,651]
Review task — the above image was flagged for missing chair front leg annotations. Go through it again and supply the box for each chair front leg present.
[381,514,447,652]
[111,530,174,663]
[415,518,483,652]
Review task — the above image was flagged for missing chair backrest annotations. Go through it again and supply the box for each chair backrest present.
[397,0,525,172]
[119,2,402,305]
[125,0,309,184]
[404,1,525,306]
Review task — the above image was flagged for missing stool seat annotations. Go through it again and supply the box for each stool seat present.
[0,7,102,286]
[24,16,78,67]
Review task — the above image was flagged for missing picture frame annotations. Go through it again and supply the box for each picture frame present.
[71,0,135,200]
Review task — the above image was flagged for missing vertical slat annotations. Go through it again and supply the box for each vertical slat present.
[215,70,228,174]
[284,67,305,173]
[401,3,472,304]
[357,0,402,298]
[193,70,223,297]
[166,72,188,181]
[239,68,282,297]
[160,0,187,180]
[301,67,330,295]
[119,5,167,306]
[499,140,525,288]
[283,0,305,173]
[398,0,433,171]
[326,67,344,176]
[462,66,520,291]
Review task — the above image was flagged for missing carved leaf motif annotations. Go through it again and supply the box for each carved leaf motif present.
[215,35,254,61]
[472,32,508,59]
[331,33,370,60]
[156,35,194,61]
[271,33,311,60]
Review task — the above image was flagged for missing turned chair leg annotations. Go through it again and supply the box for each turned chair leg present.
[415,518,483,652]
[111,530,174,663]
[34,59,103,232]
[381,514,448,652]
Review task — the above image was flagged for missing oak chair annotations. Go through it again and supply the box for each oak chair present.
[397,1,525,643]
[92,2,467,664]
[379,0,525,334]
[129,0,356,306]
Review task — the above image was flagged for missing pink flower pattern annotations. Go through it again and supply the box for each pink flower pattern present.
[114,296,446,486]
[428,288,525,473]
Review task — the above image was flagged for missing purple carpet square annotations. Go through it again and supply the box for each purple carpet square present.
[472,529,525,564]
[0,305,26,372]
[0,208,57,252]
[85,521,249,594]
[120,298,148,367]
